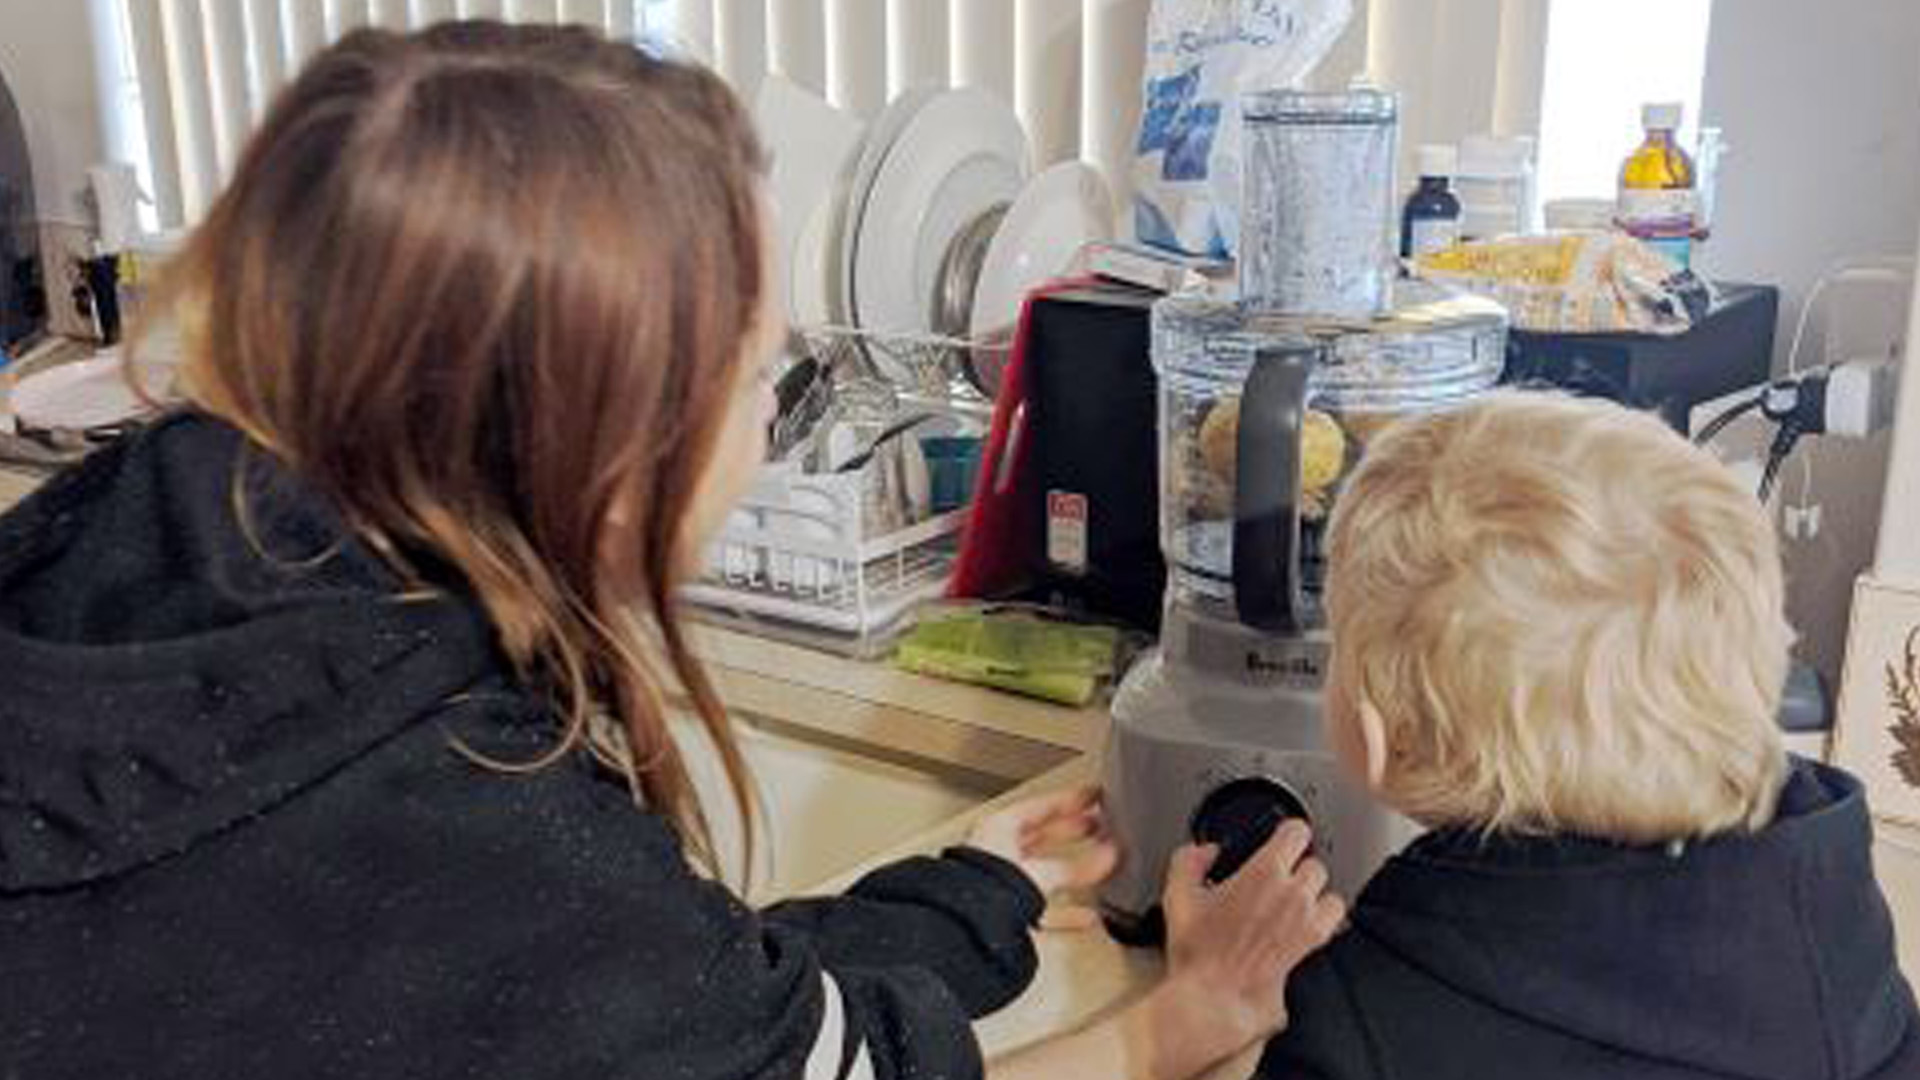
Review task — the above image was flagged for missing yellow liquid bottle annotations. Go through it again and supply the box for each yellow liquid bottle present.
[1617,102,1698,269]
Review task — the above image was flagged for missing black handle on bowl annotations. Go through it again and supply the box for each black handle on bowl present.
[1233,344,1317,633]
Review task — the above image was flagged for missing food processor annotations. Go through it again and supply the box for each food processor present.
[1099,88,1510,943]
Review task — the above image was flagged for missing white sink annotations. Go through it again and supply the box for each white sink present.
[673,711,1015,902]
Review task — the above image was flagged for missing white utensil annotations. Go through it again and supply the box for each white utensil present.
[839,88,943,337]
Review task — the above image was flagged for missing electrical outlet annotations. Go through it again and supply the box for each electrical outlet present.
[35,220,99,341]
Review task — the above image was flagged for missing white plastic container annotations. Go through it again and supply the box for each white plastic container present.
[1454,134,1538,241]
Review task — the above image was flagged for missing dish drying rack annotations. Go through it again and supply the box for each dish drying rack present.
[683,326,1005,657]
[796,324,1005,406]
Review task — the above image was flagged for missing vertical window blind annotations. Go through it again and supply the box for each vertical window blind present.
[105,0,1156,234]
[102,0,1555,236]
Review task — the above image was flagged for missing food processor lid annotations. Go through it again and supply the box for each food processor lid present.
[1241,88,1399,126]
[1153,280,1508,411]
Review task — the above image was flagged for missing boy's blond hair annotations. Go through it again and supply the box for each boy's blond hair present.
[1326,391,1791,843]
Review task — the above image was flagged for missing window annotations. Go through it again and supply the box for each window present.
[1535,0,1714,205]
[94,1,671,234]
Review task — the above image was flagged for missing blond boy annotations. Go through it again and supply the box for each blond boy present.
[1258,392,1918,1080]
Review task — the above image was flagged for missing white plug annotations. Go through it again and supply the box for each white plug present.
[1783,503,1823,541]
[1824,357,1901,438]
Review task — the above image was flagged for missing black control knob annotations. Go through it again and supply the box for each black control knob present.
[1189,777,1311,884]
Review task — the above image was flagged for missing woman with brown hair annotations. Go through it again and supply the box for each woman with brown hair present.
[0,22,1339,1080]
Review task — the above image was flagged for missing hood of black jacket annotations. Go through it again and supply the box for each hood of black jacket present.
[0,414,497,892]
[1351,757,1916,1080]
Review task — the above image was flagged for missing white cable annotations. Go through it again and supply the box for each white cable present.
[1784,277,1828,381]
[1778,271,1831,527]
[1779,258,1916,523]
[1798,428,1814,520]
[1784,256,1917,380]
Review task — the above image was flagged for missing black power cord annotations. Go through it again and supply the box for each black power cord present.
[1758,375,1827,503]
[1694,371,1830,503]
[1693,392,1764,447]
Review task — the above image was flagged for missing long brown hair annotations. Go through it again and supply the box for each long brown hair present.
[147,22,766,872]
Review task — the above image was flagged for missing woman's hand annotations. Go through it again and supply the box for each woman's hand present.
[1150,820,1345,1073]
[967,785,1119,927]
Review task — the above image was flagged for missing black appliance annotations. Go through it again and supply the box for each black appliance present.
[1,66,45,352]
[1016,285,1165,632]
[1503,283,1780,434]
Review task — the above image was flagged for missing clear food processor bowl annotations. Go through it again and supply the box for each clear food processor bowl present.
[1155,281,1508,631]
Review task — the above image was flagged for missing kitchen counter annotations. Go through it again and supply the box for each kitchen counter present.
[691,625,1098,783]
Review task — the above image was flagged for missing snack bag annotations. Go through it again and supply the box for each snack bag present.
[1413,231,1713,334]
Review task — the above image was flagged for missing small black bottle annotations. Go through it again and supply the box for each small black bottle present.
[1400,144,1463,260]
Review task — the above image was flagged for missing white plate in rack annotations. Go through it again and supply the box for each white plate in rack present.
[970,161,1115,344]
[838,88,943,338]
[849,88,1029,355]
[753,75,867,327]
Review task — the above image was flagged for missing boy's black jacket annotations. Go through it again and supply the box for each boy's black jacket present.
[1261,756,1919,1080]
